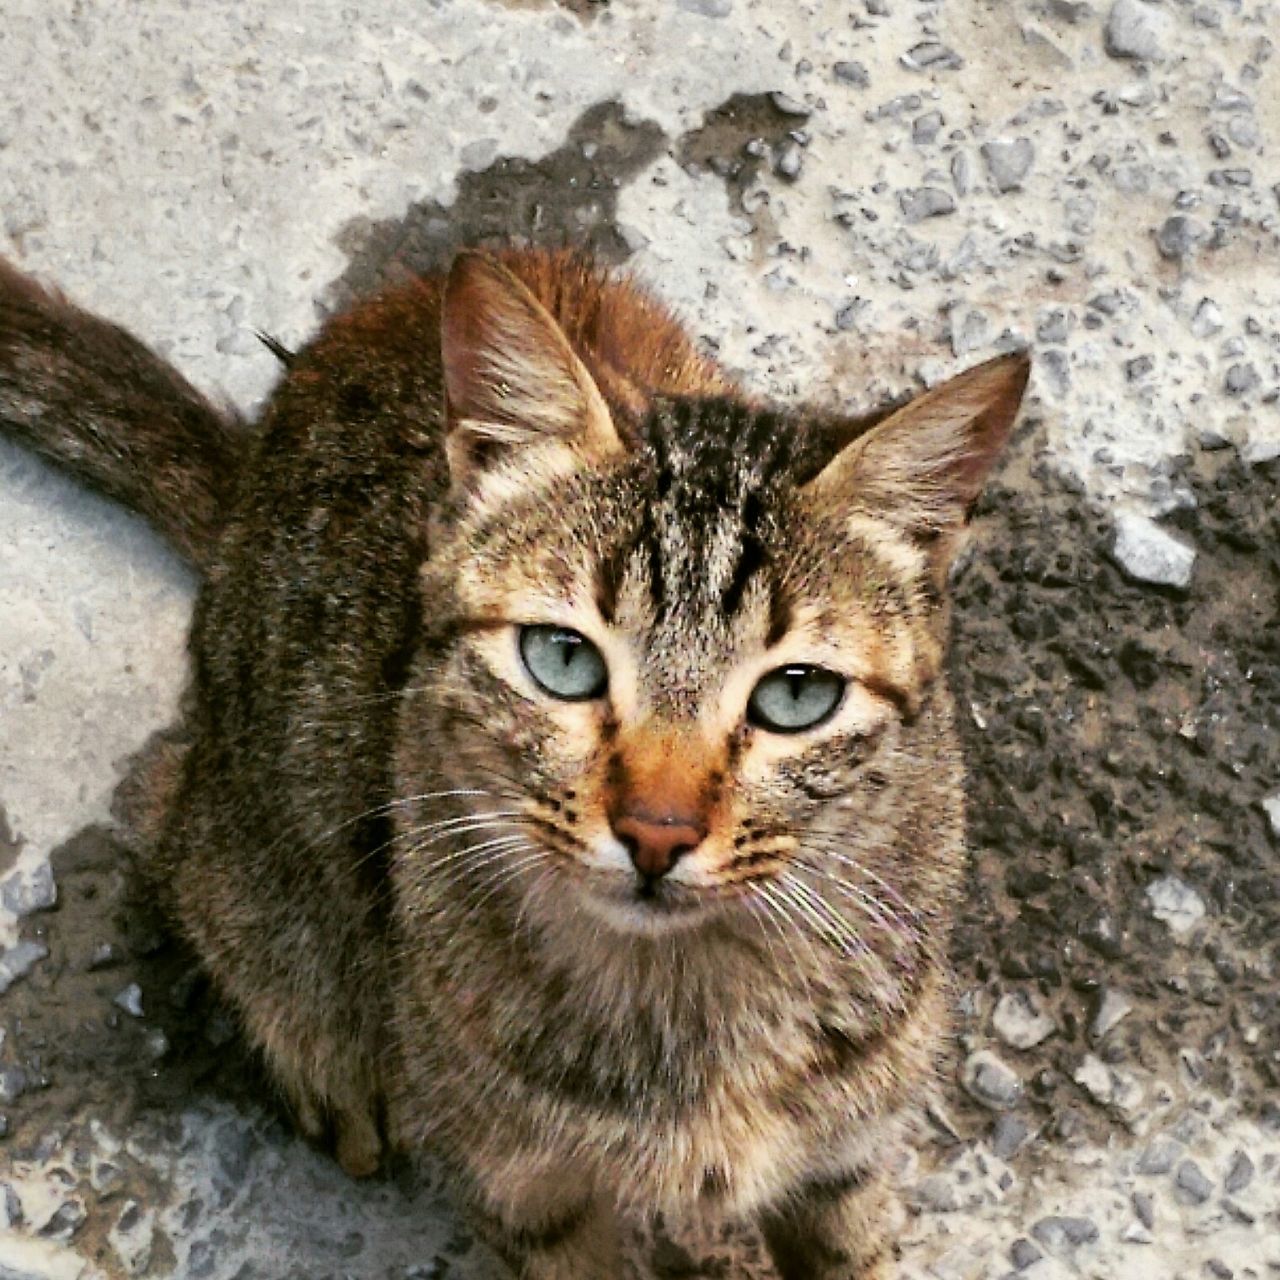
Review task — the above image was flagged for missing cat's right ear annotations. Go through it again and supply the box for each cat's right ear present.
[441,251,621,489]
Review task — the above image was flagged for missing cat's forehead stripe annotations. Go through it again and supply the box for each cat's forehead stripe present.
[638,397,796,626]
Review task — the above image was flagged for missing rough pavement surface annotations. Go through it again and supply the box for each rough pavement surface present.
[2,1,1278,1277]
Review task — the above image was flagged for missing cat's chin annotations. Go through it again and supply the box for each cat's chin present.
[579,882,721,937]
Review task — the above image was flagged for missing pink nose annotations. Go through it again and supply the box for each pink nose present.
[612,812,707,880]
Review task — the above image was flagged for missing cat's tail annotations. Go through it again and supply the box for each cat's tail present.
[0,257,247,570]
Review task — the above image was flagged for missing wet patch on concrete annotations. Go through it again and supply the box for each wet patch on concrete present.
[676,90,809,228]
[329,100,666,312]
[948,438,1280,1140]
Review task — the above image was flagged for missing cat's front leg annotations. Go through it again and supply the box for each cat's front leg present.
[758,1165,899,1280]
[469,1168,622,1280]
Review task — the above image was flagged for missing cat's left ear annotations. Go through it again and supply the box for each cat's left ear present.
[441,251,621,488]
[803,351,1031,580]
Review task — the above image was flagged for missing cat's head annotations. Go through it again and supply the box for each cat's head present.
[401,252,1029,942]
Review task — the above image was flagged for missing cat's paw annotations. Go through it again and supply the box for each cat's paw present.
[287,1076,384,1178]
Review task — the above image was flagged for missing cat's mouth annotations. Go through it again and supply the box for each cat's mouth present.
[577,872,732,935]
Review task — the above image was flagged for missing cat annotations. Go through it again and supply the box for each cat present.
[0,248,1029,1279]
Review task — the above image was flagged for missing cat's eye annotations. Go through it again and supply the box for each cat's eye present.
[748,665,845,733]
[519,625,609,702]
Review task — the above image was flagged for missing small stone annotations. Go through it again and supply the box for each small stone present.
[1224,362,1260,396]
[1124,355,1154,382]
[1132,1190,1156,1228]
[866,0,888,12]
[1156,215,1208,260]
[1104,0,1168,60]
[1,1183,23,1229]
[1146,875,1207,933]
[950,151,972,196]
[835,299,866,331]
[774,141,803,181]
[1120,1221,1154,1244]
[1111,513,1196,590]
[1223,1150,1254,1194]
[913,111,944,145]
[1190,298,1224,338]
[1205,1261,1233,1280]
[900,187,956,222]
[1037,309,1070,344]
[950,308,990,357]
[961,1050,1023,1110]
[833,60,871,87]
[0,941,48,995]
[1175,1159,1214,1204]
[0,862,56,917]
[902,41,963,71]
[992,1112,1032,1159]
[1074,1054,1114,1106]
[1011,1238,1042,1270]
[981,138,1035,192]
[0,1066,28,1106]
[114,983,145,1018]
[38,1198,87,1240]
[676,0,731,13]
[993,991,1056,1050]
[1049,0,1092,20]
[145,1029,170,1061]
[769,92,810,118]
[1091,989,1134,1041]
[87,942,121,971]
[1031,1216,1100,1250]
[909,1172,961,1212]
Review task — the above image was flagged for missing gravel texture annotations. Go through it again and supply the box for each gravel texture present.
[2,0,1279,1277]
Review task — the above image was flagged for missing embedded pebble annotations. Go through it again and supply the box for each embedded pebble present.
[950,308,990,357]
[1132,1190,1156,1229]
[114,983,145,1018]
[1190,298,1224,338]
[993,991,1056,1050]
[1156,215,1208,260]
[1073,1054,1114,1106]
[900,187,955,222]
[773,140,803,181]
[1261,794,1280,838]
[991,1113,1032,1160]
[1111,513,1196,589]
[1010,1238,1042,1270]
[1174,1159,1214,1204]
[1223,1149,1254,1194]
[1104,0,1168,60]
[981,138,1035,192]
[901,41,963,71]
[0,1065,28,1105]
[0,861,56,917]
[1031,1216,1100,1250]
[1224,363,1260,396]
[962,1051,1023,1110]
[675,0,732,14]
[833,60,870,87]
[1146,875,1207,933]
[0,940,49,995]
[1090,989,1133,1041]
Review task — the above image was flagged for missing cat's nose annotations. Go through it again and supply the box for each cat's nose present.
[612,811,707,880]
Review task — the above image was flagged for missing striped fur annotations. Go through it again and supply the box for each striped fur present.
[0,248,1028,1277]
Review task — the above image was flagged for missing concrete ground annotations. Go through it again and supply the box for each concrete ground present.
[1,0,1278,1276]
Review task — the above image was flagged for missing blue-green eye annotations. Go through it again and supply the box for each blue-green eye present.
[748,665,844,733]
[519,626,608,701]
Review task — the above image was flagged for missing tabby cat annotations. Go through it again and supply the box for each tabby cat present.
[0,248,1029,1279]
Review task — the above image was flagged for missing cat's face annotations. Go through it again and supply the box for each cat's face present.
[397,253,1028,941]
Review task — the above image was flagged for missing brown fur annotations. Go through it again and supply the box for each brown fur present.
[0,247,1029,1277]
